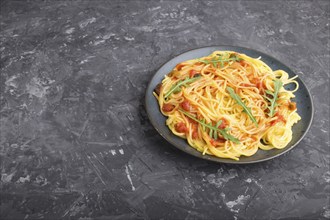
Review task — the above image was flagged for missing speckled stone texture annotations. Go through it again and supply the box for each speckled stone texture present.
[0,0,329,219]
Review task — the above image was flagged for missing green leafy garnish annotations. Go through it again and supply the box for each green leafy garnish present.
[198,53,242,68]
[164,76,201,99]
[178,109,240,144]
[264,79,283,117]
[227,87,258,126]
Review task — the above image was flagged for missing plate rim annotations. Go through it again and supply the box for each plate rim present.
[145,45,314,164]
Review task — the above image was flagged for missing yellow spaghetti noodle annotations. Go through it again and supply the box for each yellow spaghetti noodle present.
[154,51,301,160]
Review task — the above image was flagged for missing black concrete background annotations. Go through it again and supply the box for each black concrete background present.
[0,0,329,219]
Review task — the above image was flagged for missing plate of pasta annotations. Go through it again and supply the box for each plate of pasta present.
[145,46,313,164]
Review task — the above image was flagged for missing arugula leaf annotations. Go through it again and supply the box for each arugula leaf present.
[201,119,206,131]
[227,87,258,126]
[211,57,218,67]
[178,109,240,144]
[198,53,242,68]
[164,76,201,99]
[264,79,283,117]
[209,125,213,138]
[214,120,223,139]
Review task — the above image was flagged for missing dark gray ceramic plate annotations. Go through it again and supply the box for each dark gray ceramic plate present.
[145,46,313,164]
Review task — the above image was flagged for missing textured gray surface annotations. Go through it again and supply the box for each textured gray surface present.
[0,0,329,219]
